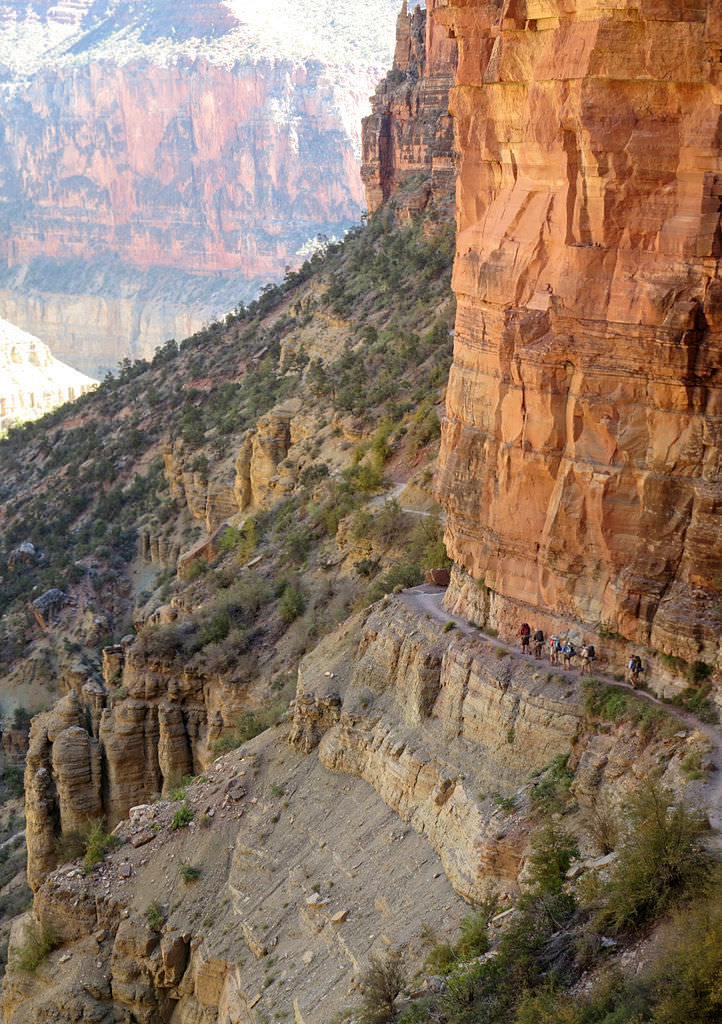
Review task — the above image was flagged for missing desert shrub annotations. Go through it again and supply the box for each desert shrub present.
[55,830,86,863]
[83,821,118,872]
[455,911,491,960]
[12,920,59,972]
[366,562,423,604]
[211,701,286,754]
[580,797,619,855]
[650,878,722,1023]
[530,754,574,814]
[596,779,712,933]
[145,901,164,931]
[527,821,578,900]
[674,682,718,723]
[4,764,25,799]
[12,706,31,733]
[179,862,201,883]
[491,792,515,814]
[184,557,208,581]
[198,609,230,647]
[583,680,676,738]
[688,660,712,685]
[359,950,406,1024]
[279,584,305,623]
[170,803,193,830]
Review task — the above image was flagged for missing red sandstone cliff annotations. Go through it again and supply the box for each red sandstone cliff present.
[361,0,458,216]
[435,0,722,670]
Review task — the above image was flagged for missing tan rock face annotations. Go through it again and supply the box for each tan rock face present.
[24,642,253,889]
[434,0,722,670]
[362,0,458,216]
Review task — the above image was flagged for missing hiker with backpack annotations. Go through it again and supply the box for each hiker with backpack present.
[562,639,576,669]
[580,641,596,675]
[533,628,544,659]
[627,654,643,688]
[549,635,561,665]
[519,622,531,653]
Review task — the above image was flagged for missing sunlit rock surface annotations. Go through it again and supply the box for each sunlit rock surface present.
[435,0,722,669]
[0,318,96,428]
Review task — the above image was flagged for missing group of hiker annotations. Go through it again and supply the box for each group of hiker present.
[518,622,644,685]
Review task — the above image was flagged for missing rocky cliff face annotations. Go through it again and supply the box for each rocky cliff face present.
[361,0,458,217]
[24,638,265,889]
[11,595,707,1022]
[0,318,96,429]
[0,0,403,374]
[435,0,722,671]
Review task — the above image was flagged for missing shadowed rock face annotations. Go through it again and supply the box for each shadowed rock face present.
[435,0,722,668]
[362,0,458,217]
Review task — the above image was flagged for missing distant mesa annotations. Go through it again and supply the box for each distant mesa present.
[0,318,97,430]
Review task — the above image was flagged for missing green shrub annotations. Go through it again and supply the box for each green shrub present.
[359,950,405,1024]
[4,764,25,799]
[455,912,491,960]
[185,558,208,581]
[12,920,59,972]
[597,779,712,933]
[530,754,574,814]
[425,939,456,975]
[674,683,718,723]
[651,879,722,1023]
[211,701,287,754]
[83,821,118,872]
[491,792,515,815]
[366,563,423,604]
[279,584,305,624]
[688,660,712,684]
[199,609,230,647]
[170,803,194,830]
[179,862,201,883]
[145,902,164,931]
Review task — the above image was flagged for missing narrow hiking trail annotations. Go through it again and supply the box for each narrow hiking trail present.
[401,584,722,846]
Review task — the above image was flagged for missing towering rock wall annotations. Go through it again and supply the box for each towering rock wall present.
[361,0,458,216]
[435,0,722,670]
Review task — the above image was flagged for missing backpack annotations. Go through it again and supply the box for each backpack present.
[566,642,575,656]
[534,629,544,642]
[554,638,562,652]
[586,644,595,659]
[520,623,531,637]
[633,655,643,672]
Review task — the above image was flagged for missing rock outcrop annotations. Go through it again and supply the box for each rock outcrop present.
[0,0,404,374]
[434,0,722,671]
[289,597,696,902]
[362,0,458,217]
[13,593,706,1020]
[24,639,255,889]
[7,731,469,1024]
[0,319,95,429]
